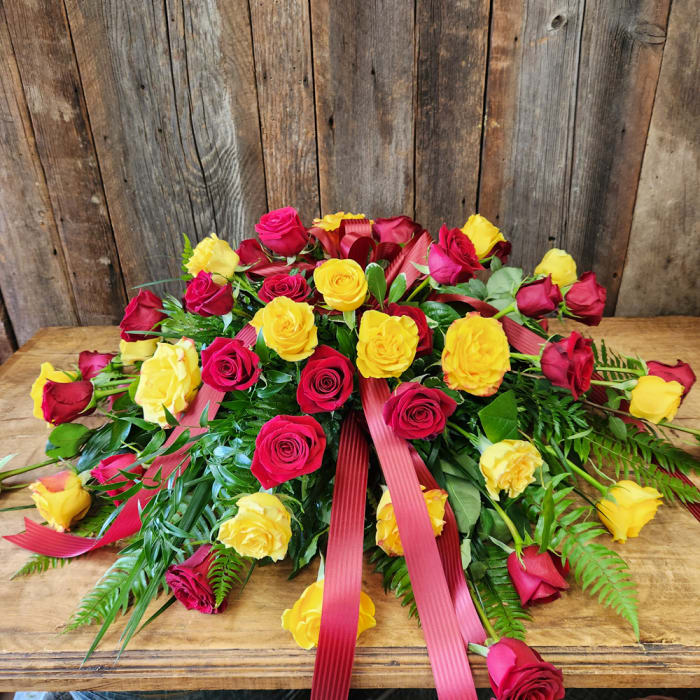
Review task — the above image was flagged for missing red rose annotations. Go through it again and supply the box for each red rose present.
[428,224,484,284]
[487,637,565,700]
[515,275,562,318]
[540,331,594,400]
[382,382,457,440]
[259,274,310,303]
[372,216,421,244]
[565,271,606,326]
[251,415,326,489]
[507,545,569,606]
[491,239,512,264]
[297,346,354,414]
[184,271,234,317]
[237,237,269,266]
[201,337,261,392]
[119,289,166,342]
[90,452,145,505]
[647,360,696,399]
[386,303,434,356]
[78,350,115,380]
[165,544,225,614]
[42,380,94,425]
[255,206,308,256]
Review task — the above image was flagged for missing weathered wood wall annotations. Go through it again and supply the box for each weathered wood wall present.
[0,0,697,363]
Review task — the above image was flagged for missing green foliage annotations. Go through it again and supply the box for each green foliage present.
[11,553,74,579]
[181,234,194,274]
[46,423,92,459]
[209,543,251,608]
[365,262,386,308]
[369,547,417,621]
[592,339,646,381]
[479,390,520,442]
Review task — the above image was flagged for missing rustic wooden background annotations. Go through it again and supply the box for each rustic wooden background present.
[0,0,697,363]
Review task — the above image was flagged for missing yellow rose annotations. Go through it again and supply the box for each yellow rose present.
[534,248,578,287]
[119,338,159,364]
[134,337,201,426]
[29,470,91,532]
[218,493,292,561]
[629,375,683,424]
[30,362,75,420]
[479,439,542,501]
[251,296,318,362]
[376,486,447,556]
[312,211,366,232]
[356,310,418,378]
[597,480,663,543]
[442,312,510,396]
[313,258,368,311]
[281,580,376,649]
[185,233,239,283]
[461,214,506,259]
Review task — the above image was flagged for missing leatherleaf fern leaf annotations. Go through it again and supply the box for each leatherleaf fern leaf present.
[209,543,250,608]
[369,547,417,621]
[11,553,73,579]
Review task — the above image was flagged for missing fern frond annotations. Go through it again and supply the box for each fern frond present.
[11,553,74,579]
[209,543,249,608]
[181,233,194,273]
[369,547,418,620]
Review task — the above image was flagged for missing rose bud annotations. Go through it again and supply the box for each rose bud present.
[30,362,75,420]
[185,233,239,282]
[184,271,234,317]
[41,379,94,425]
[372,215,421,244]
[90,452,145,505]
[534,248,577,288]
[507,545,570,606]
[386,303,433,356]
[259,273,310,303]
[597,479,663,543]
[297,345,354,414]
[78,350,115,380]
[236,237,269,272]
[629,375,683,424]
[647,360,696,399]
[460,214,508,260]
[540,331,594,400]
[255,206,308,256]
[515,275,562,319]
[251,415,326,489]
[119,289,166,342]
[564,271,607,326]
[201,337,261,392]
[165,544,225,614]
[29,470,91,532]
[486,637,565,700]
[382,382,456,440]
[428,224,484,284]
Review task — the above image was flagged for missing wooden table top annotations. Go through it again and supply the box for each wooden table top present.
[0,319,699,691]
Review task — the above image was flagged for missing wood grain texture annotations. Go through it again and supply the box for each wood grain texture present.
[414,0,490,232]
[63,0,267,295]
[310,0,415,217]
[0,5,78,345]
[616,0,700,317]
[0,292,15,365]
[0,319,699,690]
[249,0,319,220]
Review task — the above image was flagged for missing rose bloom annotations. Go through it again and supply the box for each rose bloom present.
[119,338,158,364]
[565,271,606,326]
[251,414,326,489]
[382,382,456,440]
[386,303,433,356]
[297,345,354,414]
[376,486,447,556]
[255,206,308,256]
[647,359,696,399]
[78,350,115,380]
[460,214,507,259]
[428,224,483,284]
[30,362,75,420]
[515,275,562,319]
[201,337,261,392]
[534,248,577,288]
[540,331,594,400]
[372,215,421,244]
[42,379,94,425]
[185,233,239,283]
[629,375,683,424]
[597,480,663,543]
[251,296,318,362]
[313,258,368,311]
[312,211,366,232]
[119,289,166,342]
[134,338,201,426]
[218,492,292,561]
[507,545,569,606]
[259,273,310,303]
[29,470,91,532]
[487,637,565,700]
[479,439,542,501]
[91,452,145,506]
[165,544,225,614]
[442,313,510,396]
[356,310,419,379]
[184,271,234,317]
[282,580,376,649]
[236,237,269,269]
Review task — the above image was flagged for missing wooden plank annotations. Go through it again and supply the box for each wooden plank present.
[0,6,78,345]
[565,0,671,313]
[249,0,319,220]
[414,0,490,232]
[0,293,15,365]
[3,0,127,325]
[63,0,267,295]
[0,320,699,689]
[310,0,415,217]
[616,0,699,317]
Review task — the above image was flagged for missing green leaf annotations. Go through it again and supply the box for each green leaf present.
[535,481,556,552]
[342,310,355,330]
[420,301,461,328]
[255,329,269,364]
[608,415,628,441]
[45,423,92,459]
[486,267,522,297]
[265,370,293,384]
[460,538,472,570]
[335,326,355,358]
[128,377,140,402]
[445,474,481,534]
[411,262,430,275]
[478,390,520,442]
[387,273,407,304]
[365,262,387,307]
